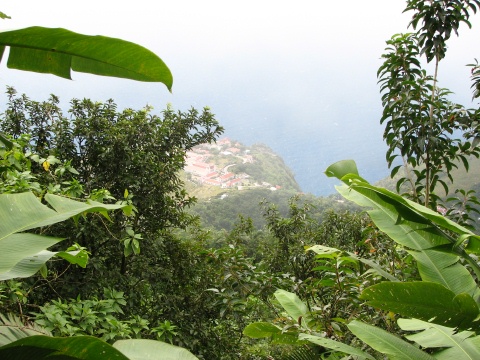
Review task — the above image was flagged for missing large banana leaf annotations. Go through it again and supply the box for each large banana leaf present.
[325,160,480,282]
[0,27,173,90]
[0,249,86,281]
[361,282,479,329]
[399,318,480,360]
[113,339,198,360]
[347,320,435,360]
[0,192,126,280]
[409,249,479,297]
[0,320,198,359]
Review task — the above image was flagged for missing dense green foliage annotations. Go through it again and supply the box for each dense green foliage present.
[380,0,480,213]
[190,187,357,232]
[3,1,480,359]
[0,119,376,358]
[0,11,198,360]
[0,91,233,357]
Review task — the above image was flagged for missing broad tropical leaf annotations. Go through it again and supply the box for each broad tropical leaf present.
[275,290,314,329]
[299,333,375,359]
[0,249,86,281]
[0,335,129,359]
[113,339,198,360]
[348,320,435,360]
[361,282,479,329]
[399,318,480,360]
[325,160,479,243]
[243,322,298,345]
[325,160,480,281]
[243,322,283,338]
[0,192,126,279]
[409,249,479,296]
[0,27,172,90]
[334,182,450,250]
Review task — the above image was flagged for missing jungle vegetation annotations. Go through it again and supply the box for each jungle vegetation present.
[2,1,480,359]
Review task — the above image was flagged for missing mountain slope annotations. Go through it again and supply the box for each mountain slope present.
[184,138,301,199]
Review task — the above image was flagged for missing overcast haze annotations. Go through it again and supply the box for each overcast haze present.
[1,1,479,194]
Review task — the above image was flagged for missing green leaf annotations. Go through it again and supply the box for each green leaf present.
[43,194,125,224]
[409,249,479,296]
[348,320,436,360]
[274,290,314,329]
[399,318,480,360]
[271,333,301,345]
[327,160,474,240]
[325,159,361,179]
[307,244,341,257]
[0,27,172,90]
[348,252,399,282]
[299,334,375,359]
[243,322,282,338]
[361,282,479,329]
[243,322,300,344]
[326,160,480,281]
[0,192,127,279]
[39,264,47,279]
[0,250,57,281]
[0,233,62,275]
[0,335,129,359]
[0,132,14,150]
[113,339,198,360]
[336,183,447,250]
[0,313,51,347]
[56,249,89,268]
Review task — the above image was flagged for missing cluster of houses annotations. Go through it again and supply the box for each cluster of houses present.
[184,138,252,189]
[184,138,283,191]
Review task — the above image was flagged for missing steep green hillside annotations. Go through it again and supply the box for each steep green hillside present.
[230,143,300,192]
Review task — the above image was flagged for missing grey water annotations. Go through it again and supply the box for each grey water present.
[218,96,389,196]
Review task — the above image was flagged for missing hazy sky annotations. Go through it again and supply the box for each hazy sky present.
[1,1,479,194]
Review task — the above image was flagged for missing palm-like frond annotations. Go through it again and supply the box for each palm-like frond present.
[0,313,51,346]
[284,344,322,360]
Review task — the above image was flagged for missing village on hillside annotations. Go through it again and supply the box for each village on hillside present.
[184,138,282,191]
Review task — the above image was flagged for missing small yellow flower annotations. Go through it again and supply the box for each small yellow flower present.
[42,161,50,171]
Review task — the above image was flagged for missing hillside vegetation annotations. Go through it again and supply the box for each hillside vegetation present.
[185,140,359,231]
[189,188,358,231]
[375,155,480,197]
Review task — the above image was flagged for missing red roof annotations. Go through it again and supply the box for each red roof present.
[219,172,235,181]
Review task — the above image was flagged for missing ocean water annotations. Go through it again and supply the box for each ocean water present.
[218,96,390,196]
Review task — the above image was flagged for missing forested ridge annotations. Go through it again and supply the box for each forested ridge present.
[3,1,480,360]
